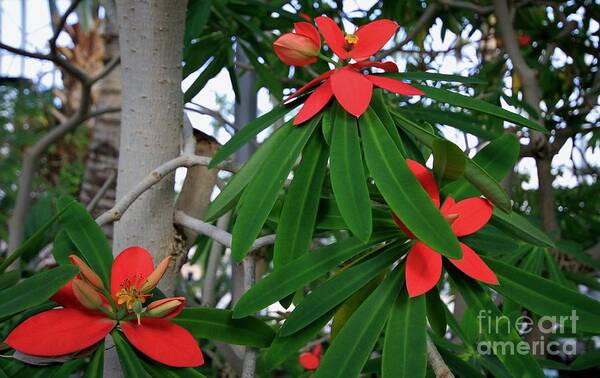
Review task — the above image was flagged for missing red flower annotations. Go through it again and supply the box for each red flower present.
[273,22,321,66]
[314,16,398,61]
[5,247,203,368]
[518,35,532,47]
[392,161,498,297]
[288,62,423,124]
[299,343,322,370]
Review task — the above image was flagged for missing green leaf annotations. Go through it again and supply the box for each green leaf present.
[359,107,461,258]
[260,311,333,370]
[173,308,274,348]
[184,0,212,44]
[382,289,427,378]
[0,270,20,290]
[393,111,511,211]
[52,359,86,378]
[386,72,486,84]
[484,257,600,333]
[432,139,466,182]
[83,341,104,378]
[231,116,320,261]
[0,266,78,319]
[330,104,372,242]
[183,51,227,103]
[450,269,545,378]
[426,288,447,337]
[209,104,298,168]
[570,348,600,370]
[204,122,294,222]
[233,232,396,318]
[405,107,500,140]
[490,209,555,248]
[371,89,406,156]
[141,360,206,377]
[321,106,333,144]
[0,200,73,272]
[412,84,547,133]
[112,331,149,378]
[555,240,600,271]
[315,198,397,231]
[52,230,77,265]
[461,225,519,255]
[444,134,519,200]
[58,197,113,287]
[274,132,328,268]
[281,242,408,336]
[314,266,405,378]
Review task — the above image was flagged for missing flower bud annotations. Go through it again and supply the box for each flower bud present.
[69,255,104,289]
[141,256,171,294]
[273,22,321,67]
[72,279,103,310]
[146,297,185,319]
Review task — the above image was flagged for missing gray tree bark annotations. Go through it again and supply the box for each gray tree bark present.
[104,1,188,375]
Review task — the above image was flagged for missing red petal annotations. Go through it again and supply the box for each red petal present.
[440,196,456,214]
[315,16,348,59]
[406,241,442,297]
[294,22,321,48]
[294,80,333,125]
[449,243,498,285]
[299,352,320,370]
[122,318,204,368]
[330,68,373,117]
[351,19,398,60]
[367,75,424,96]
[352,60,398,73]
[443,198,493,236]
[110,246,154,299]
[51,280,84,309]
[391,212,415,239]
[6,308,114,356]
[284,70,334,103]
[406,160,440,207]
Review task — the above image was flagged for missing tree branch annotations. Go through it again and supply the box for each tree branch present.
[96,155,237,226]
[378,4,439,58]
[427,336,455,378]
[173,211,276,253]
[48,0,82,51]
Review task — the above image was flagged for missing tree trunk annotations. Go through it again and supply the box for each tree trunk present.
[105,1,188,375]
[79,0,121,240]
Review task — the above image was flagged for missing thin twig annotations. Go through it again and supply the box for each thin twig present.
[202,212,232,307]
[86,170,117,212]
[48,0,82,51]
[378,4,439,58]
[96,156,237,226]
[427,336,455,378]
[173,211,276,253]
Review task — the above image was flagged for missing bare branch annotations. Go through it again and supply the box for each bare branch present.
[202,212,232,307]
[378,4,439,58]
[173,211,276,253]
[89,55,121,85]
[96,156,237,226]
[427,336,455,378]
[48,0,82,51]
[187,102,234,128]
[87,170,117,212]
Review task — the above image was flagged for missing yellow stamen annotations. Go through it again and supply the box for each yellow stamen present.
[344,33,359,46]
[115,278,149,312]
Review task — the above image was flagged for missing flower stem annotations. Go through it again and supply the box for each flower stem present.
[317,52,341,67]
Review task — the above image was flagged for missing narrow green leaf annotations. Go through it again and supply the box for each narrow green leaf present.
[112,331,149,378]
[382,289,426,378]
[556,240,600,271]
[321,106,333,145]
[52,359,86,378]
[444,134,519,200]
[274,132,328,268]
[231,116,320,261]
[281,242,408,336]
[484,257,600,333]
[0,266,78,319]
[394,111,511,212]
[233,232,396,318]
[371,89,406,156]
[261,311,333,370]
[412,84,547,133]
[570,348,600,370]
[315,198,397,231]
[52,230,78,265]
[330,104,372,242]
[386,72,486,84]
[461,225,519,255]
[205,122,294,221]
[360,107,461,258]
[426,288,448,337]
[209,104,298,168]
[0,200,73,272]
[490,209,555,248]
[141,360,206,377]
[58,197,113,287]
[405,107,500,140]
[432,139,466,181]
[83,341,104,378]
[173,308,274,348]
[183,51,227,103]
[0,270,20,290]
[314,266,405,378]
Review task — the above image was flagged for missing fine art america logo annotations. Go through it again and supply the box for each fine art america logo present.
[476,310,580,356]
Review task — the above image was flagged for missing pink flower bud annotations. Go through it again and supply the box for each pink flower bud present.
[141,255,171,294]
[69,255,104,289]
[273,22,321,66]
[146,297,185,319]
